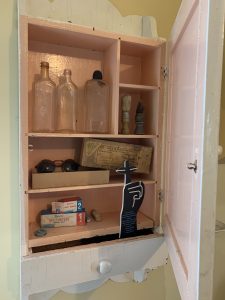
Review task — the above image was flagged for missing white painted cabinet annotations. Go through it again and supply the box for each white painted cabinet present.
[19,0,225,299]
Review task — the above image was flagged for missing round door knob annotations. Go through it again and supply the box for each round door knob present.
[187,160,197,173]
[97,260,112,274]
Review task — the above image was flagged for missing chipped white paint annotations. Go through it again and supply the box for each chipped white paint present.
[19,0,158,38]
[22,236,166,299]
[25,241,168,299]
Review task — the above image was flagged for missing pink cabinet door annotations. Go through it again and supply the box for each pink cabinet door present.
[164,0,224,299]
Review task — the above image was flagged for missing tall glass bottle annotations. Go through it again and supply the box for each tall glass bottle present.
[33,61,56,132]
[84,70,110,133]
[56,69,78,132]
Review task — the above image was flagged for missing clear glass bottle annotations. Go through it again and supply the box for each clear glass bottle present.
[33,61,56,132]
[56,69,78,132]
[84,70,110,133]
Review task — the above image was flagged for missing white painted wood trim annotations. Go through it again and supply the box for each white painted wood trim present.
[22,236,167,298]
[198,0,225,299]
[18,0,158,38]
[27,242,168,299]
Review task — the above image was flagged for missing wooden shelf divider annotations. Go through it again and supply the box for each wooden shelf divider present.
[119,83,159,91]
[27,133,157,139]
[27,179,156,194]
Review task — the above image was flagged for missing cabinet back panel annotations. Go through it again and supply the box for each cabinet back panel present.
[120,40,158,56]
[139,184,158,225]
[120,55,141,85]
[29,137,81,167]
[28,22,117,52]
[141,49,161,86]
[120,45,161,86]
[103,41,120,134]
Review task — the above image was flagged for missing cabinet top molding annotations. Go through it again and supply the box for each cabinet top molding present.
[18,0,158,38]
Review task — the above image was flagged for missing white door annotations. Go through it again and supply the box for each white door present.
[164,1,224,300]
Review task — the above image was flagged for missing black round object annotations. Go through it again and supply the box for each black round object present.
[35,159,55,173]
[62,159,79,172]
[93,70,103,80]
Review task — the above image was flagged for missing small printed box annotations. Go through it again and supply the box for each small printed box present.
[41,210,86,228]
[32,169,110,189]
[52,197,83,213]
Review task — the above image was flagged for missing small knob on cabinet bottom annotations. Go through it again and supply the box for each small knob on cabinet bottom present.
[97,260,112,274]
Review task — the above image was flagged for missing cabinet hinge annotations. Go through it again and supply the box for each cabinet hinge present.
[161,66,169,80]
[158,190,164,202]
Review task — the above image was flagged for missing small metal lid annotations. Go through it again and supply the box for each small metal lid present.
[93,70,103,80]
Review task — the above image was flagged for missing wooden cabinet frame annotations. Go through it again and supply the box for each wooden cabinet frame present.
[20,16,165,254]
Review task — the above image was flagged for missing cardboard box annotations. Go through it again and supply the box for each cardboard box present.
[32,169,110,189]
[52,197,83,213]
[41,210,85,228]
[80,138,153,174]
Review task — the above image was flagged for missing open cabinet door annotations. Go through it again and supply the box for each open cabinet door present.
[164,1,224,299]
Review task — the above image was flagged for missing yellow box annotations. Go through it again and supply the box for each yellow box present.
[80,138,153,174]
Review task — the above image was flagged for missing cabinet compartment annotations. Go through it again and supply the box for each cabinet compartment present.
[28,183,156,248]
[120,40,161,87]
[28,137,157,190]
[27,23,119,134]
[118,88,159,135]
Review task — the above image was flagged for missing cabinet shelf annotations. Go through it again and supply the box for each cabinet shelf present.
[27,133,158,139]
[119,83,160,91]
[26,179,156,194]
[29,211,154,248]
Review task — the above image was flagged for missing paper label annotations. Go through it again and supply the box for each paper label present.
[41,212,85,228]
[52,199,83,213]
[81,139,152,174]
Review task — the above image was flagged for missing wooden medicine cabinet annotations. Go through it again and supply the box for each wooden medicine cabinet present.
[20,1,225,299]
[20,16,164,252]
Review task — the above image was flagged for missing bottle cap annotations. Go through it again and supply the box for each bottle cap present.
[40,61,49,68]
[93,70,103,80]
[64,69,72,75]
